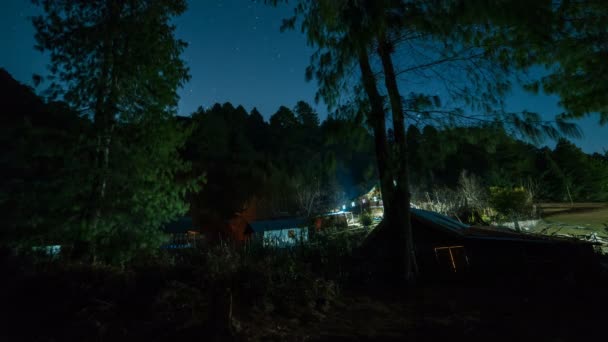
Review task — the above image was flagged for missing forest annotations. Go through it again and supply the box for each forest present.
[4,68,607,258]
[2,0,608,341]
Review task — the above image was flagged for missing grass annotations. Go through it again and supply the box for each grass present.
[529,203,608,240]
[539,202,606,212]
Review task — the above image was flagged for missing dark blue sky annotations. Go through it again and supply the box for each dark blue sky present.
[1,0,605,153]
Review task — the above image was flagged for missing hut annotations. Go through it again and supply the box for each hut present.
[247,217,309,247]
[162,217,202,249]
[313,211,354,230]
[410,208,598,280]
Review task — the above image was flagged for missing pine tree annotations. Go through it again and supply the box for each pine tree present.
[32,0,195,263]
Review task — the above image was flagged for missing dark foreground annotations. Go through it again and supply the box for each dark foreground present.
[1,253,606,342]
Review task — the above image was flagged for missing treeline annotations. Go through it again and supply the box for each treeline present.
[182,101,376,226]
[2,67,607,262]
[0,69,377,257]
[182,100,608,228]
[405,124,608,203]
[1,69,195,263]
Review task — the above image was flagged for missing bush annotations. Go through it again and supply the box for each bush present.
[488,186,534,221]
[360,211,373,227]
[415,186,490,225]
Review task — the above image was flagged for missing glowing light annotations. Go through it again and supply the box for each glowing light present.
[351,201,355,207]
[362,199,366,204]
[342,204,346,210]
[373,196,377,202]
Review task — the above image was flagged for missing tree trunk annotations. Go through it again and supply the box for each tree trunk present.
[89,0,120,234]
[89,59,111,234]
[565,183,574,208]
[357,48,416,279]
[357,49,394,223]
[378,38,417,279]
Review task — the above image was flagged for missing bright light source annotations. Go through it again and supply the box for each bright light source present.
[351,201,355,207]
[373,196,377,202]
[342,204,346,210]
[362,199,366,203]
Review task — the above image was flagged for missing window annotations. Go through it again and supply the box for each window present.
[434,246,468,272]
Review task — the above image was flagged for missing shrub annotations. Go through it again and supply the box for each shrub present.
[488,186,534,222]
[360,211,373,227]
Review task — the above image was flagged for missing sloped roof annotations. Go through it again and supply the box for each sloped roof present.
[249,217,309,232]
[163,217,194,234]
[464,226,595,244]
[411,208,468,236]
[409,208,594,245]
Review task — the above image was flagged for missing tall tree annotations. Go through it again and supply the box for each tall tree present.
[276,0,581,280]
[32,0,194,263]
[294,100,320,128]
[444,0,608,124]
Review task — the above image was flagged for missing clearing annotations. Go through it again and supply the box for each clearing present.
[529,203,608,243]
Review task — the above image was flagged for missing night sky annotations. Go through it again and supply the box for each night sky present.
[1,0,605,153]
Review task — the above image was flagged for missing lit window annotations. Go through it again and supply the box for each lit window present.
[434,246,468,272]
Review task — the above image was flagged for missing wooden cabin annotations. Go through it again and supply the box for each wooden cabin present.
[410,208,598,281]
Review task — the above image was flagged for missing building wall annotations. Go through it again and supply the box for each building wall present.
[262,227,308,247]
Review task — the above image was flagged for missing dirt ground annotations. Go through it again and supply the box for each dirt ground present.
[237,279,608,341]
[2,245,607,342]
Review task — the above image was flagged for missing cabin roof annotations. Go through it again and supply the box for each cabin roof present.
[410,208,594,245]
[163,217,194,234]
[411,208,469,235]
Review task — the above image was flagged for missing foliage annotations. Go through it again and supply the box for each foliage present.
[405,124,608,204]
[29,0,195,264]
[457,170,488,211]
[437,0,608,124]
[185,101,376,222]
[488,186,533,222]
[0,69,89,248]
[360,211,373,228]
[273,0,587,281]
[176,233,364,317]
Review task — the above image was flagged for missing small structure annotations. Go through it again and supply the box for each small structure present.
[31,245,62,258]
[162,217,202,249]
[409,208,598,279]
[247,217,309,247]
[314,211,354,230]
